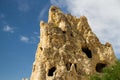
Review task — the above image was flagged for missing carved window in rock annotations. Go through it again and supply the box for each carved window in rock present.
[82,47,92,58]
[48,67,56,76]
[66,63,72,71]
[96,63,106,73]
[66,63,77,71]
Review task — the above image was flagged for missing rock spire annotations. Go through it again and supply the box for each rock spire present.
[30,6,116,80]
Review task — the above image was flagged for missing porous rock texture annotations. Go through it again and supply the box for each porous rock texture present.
[30,6,116,80]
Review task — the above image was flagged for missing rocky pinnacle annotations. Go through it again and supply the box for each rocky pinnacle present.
[30,6,116,80]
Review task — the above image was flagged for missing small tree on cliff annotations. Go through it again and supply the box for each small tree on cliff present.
[90,60,120,80]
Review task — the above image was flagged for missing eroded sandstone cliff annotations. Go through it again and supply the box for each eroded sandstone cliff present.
[30,6,116,80]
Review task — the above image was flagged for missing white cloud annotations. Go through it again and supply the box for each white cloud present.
[3,25,14,33]
[20,36,29,43]
[51,0,120,58]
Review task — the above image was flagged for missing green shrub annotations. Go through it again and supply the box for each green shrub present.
[90,60,120,80]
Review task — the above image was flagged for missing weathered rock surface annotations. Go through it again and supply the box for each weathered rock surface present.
[30,6,116,80]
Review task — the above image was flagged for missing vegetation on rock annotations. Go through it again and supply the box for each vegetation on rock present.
[90,60,120,80]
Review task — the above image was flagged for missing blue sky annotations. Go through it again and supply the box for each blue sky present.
[0,0,51,80]
[0,0,120,80]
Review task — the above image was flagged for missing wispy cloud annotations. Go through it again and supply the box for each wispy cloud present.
[33,32,40,39]
[3,25,14,33]
[20,32,39,44]
[20,36,29,43]
[17,0,30,12]
[18,4,30,12]
[51,0,120,58]
[38,5,49,20]
[50,0,67,8]
[31,32,40,43]
[0,13,5,19]
[33,32,39,35]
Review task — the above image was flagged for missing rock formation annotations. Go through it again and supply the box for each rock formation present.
[30,6,116,80]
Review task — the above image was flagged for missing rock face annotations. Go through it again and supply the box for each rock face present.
[30,6,116,80]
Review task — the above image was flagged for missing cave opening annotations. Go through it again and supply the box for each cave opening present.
[82,47,92,58]
[66,62,72,71]
[48,67,56,76]
[96,63,107,73]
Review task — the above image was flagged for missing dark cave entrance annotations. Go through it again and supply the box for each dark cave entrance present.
[66,62,72,71]
[48,67,56,76]
[82,47,92,58]
[96,63,107,73]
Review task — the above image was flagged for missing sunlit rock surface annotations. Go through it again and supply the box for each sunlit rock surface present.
[30,6,116,80]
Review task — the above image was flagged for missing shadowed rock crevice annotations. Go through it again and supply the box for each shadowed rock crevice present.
[66,63,72,71]
[74,64,77,71]
[82,47,92,58]
[62,31,66,34]
[48,67,56,76]
[40,47,43,51]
